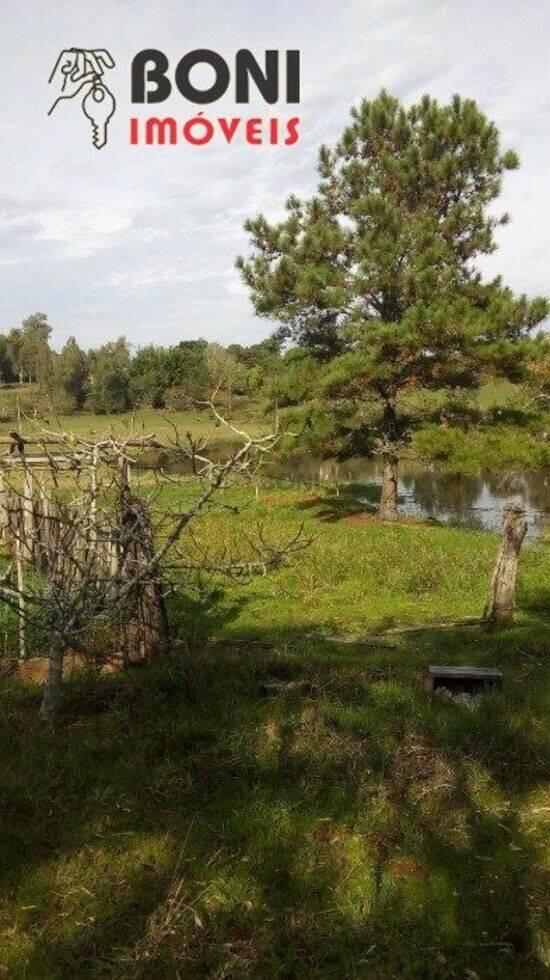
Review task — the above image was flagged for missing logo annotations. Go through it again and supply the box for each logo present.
[46,48,301,150]
[48,48,116,149]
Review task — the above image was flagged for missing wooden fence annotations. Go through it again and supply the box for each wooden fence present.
[0,437,167,666]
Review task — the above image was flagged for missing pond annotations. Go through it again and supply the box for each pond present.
[267,456,550,538]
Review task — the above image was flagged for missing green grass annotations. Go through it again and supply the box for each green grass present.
[154,481,549,639]
[0,483,549,977]
[476,379,516,409]
[0,394,266,446]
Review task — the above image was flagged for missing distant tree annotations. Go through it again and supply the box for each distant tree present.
[6,329,24,383]
[21,312,51,342]
[225,336,284,395]
[34,344,54,387]
[130,346,168,407]
[87,338,132,414]
[18,313,53,383]
[0,335,17,384]
[164,340,210,403]
[238,91,548,518]
[47,337,89,412]
[206,344,251,395]
[227,335,282,368]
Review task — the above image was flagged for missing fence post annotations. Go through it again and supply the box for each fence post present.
[15,534,26,661]
[0,470,7,541]
[484,504,528,628]
[22,470,35,563]
[89,445,99,557]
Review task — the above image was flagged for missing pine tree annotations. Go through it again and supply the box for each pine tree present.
[237,91,547,518]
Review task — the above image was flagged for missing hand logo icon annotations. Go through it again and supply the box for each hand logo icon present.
[48,48,116,149]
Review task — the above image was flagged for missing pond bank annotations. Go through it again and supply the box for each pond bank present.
[267,456,550,537]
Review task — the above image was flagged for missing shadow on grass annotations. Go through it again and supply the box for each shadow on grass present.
[165,589,253,650]
[518,583,550,616]
[0,601,549,977]
[295,482,382,522]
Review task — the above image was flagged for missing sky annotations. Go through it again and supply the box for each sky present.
[0,0,549,351]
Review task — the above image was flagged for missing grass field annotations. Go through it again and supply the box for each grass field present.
[0,394,266,446]
[159,481,549,638]
[0,378,547,476]
[0,483,549,977]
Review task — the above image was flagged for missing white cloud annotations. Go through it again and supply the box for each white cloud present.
[35,207,133,256]
[110,266,222,288]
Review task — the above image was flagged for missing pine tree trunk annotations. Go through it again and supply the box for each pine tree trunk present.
[40,639,64,719]
[378,452,399,521]
[484,504,527,628]
[377,399,400,521]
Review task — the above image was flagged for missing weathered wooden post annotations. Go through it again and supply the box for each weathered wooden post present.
[109,532,119,577]
[15,533,26,661]
[119,454,131,504]
[484,504,528,628]
[22,470,35,563]
[0,470,7,542]
[89,445,99,557]
[36,480,50,574]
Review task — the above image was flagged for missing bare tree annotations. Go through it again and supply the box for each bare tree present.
[0,407,306,718]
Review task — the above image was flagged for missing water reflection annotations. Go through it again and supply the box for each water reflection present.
[268,457,550,537]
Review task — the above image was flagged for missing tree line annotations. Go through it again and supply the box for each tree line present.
[0,314,283,415]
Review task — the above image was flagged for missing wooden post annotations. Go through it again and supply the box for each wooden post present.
[109,533,119,576]
[22,470,34,562]
[119,455,131,505]
[36,481,50,573]
[484,504,528,628]
[15,534,26,661]
[0,471,7,541]
[89,445,99,556]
